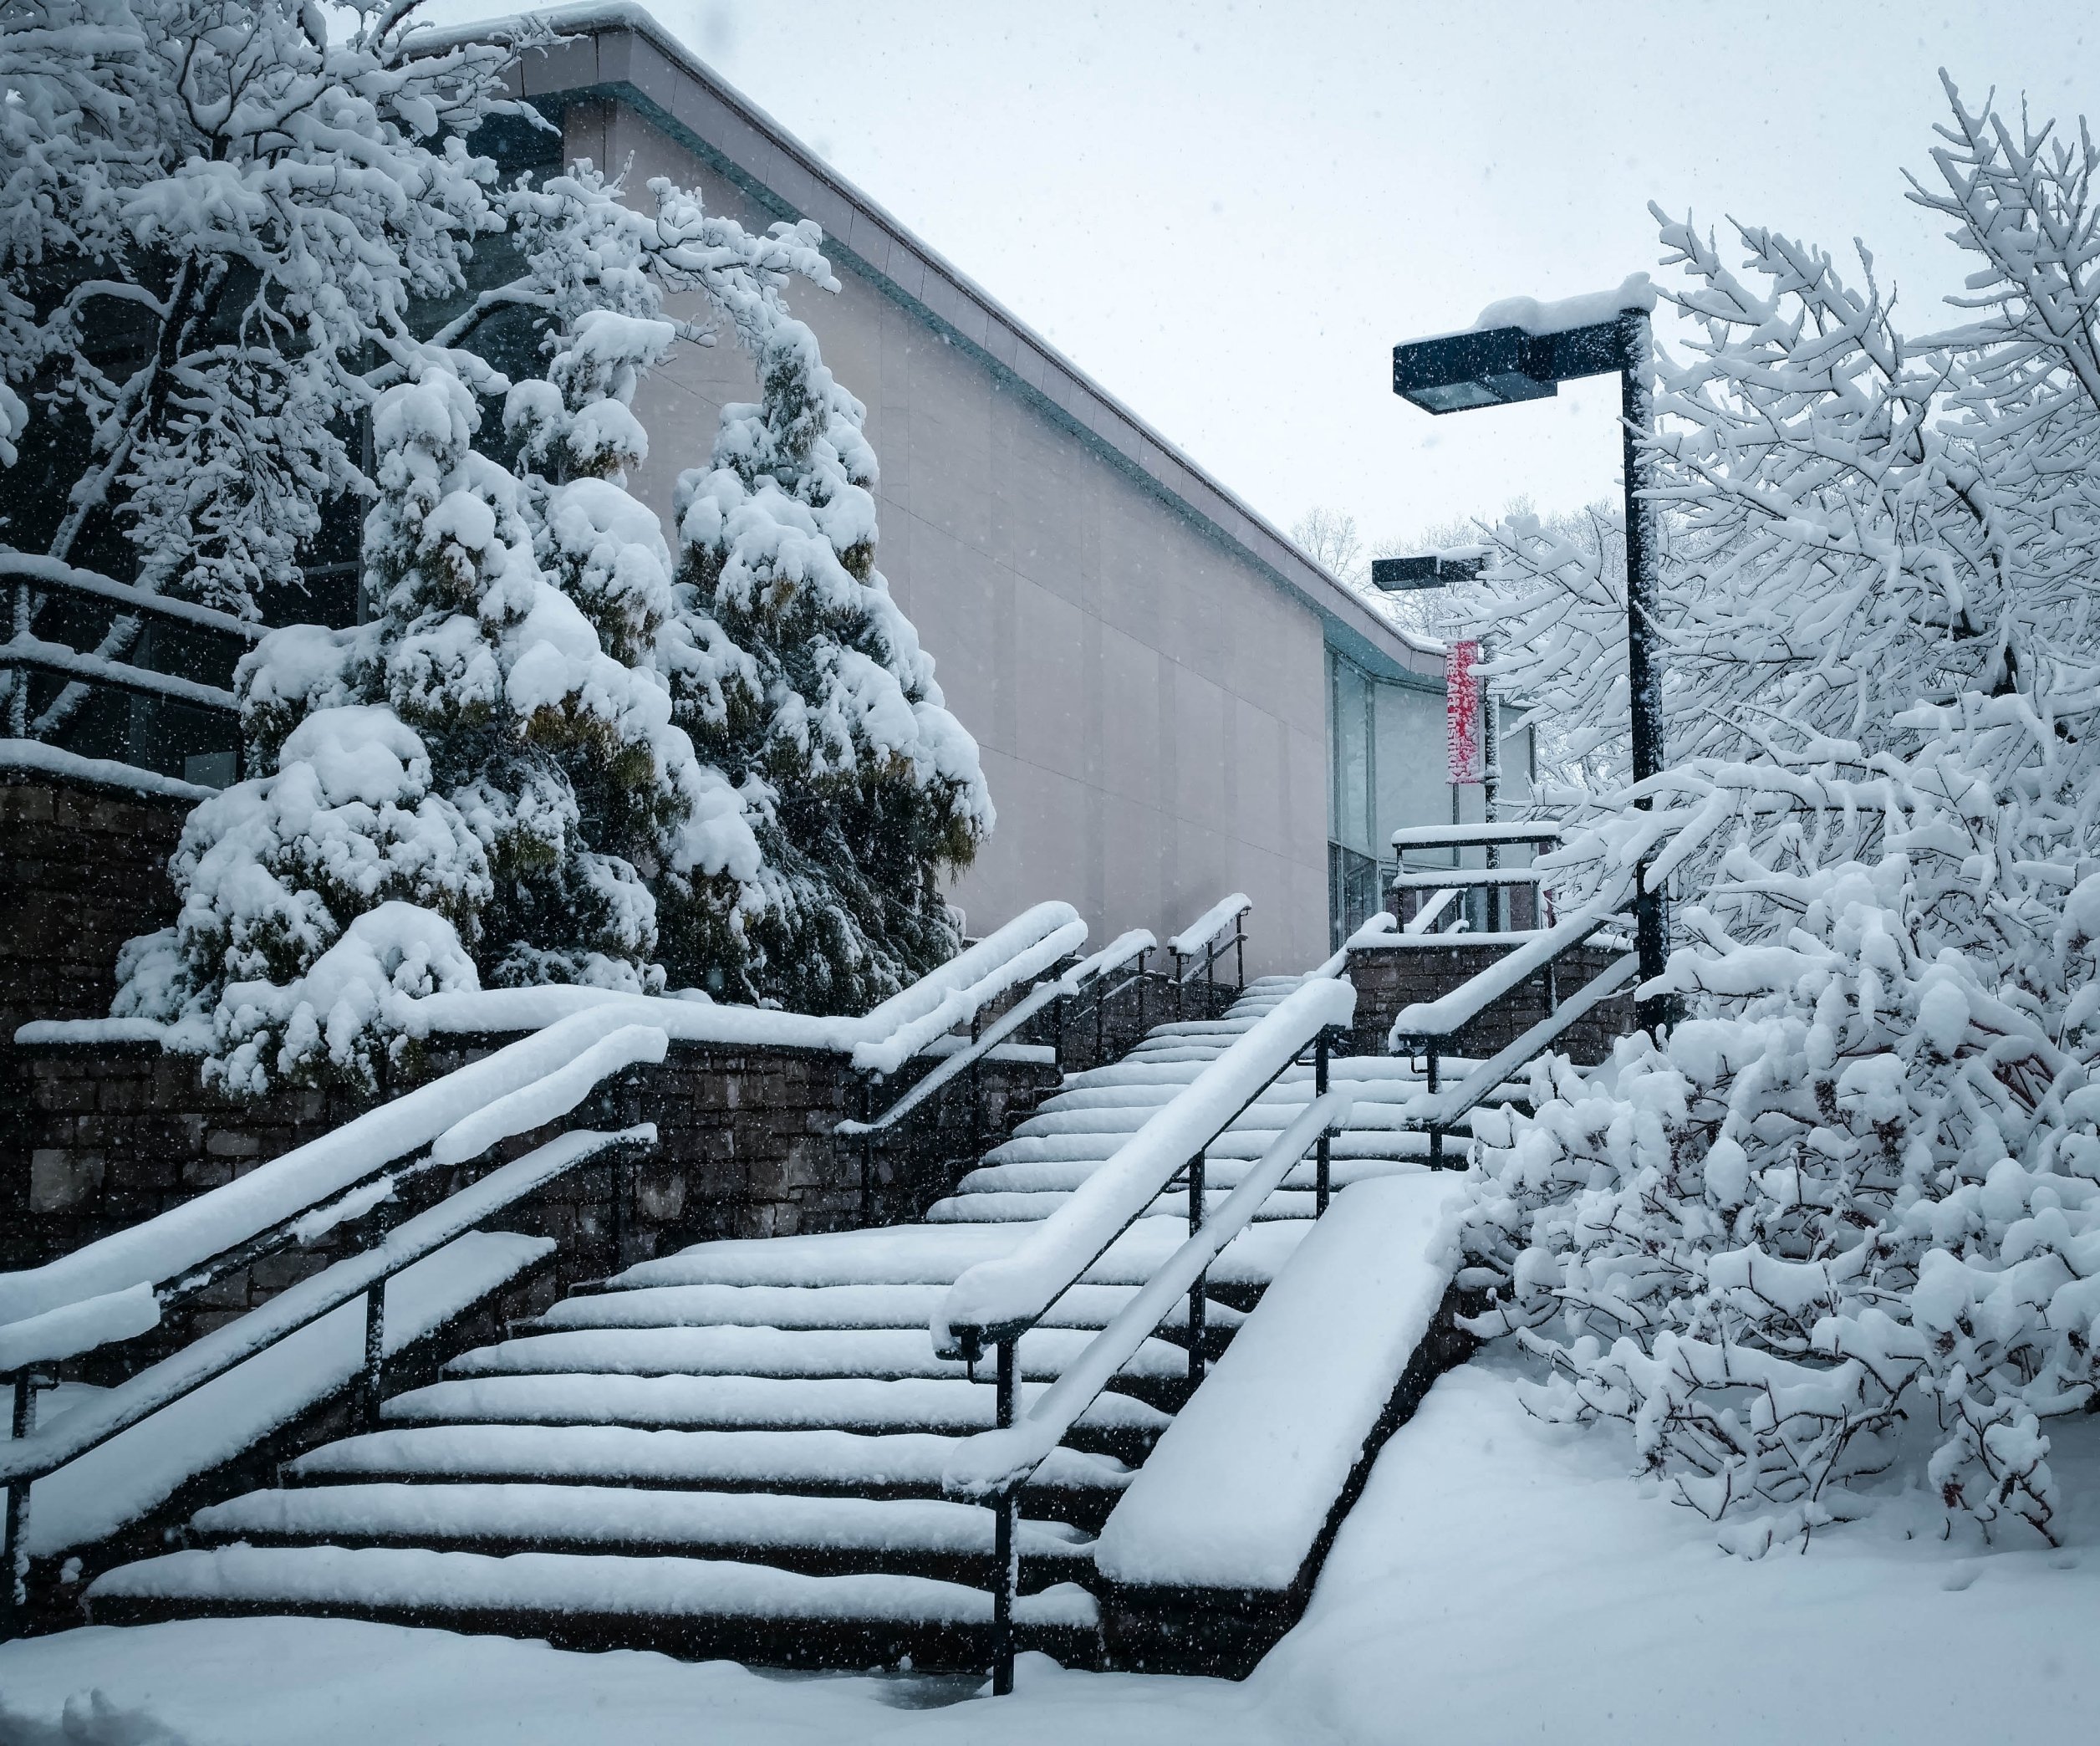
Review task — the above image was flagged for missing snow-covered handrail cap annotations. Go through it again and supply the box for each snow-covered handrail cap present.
[1168,893,1251,957]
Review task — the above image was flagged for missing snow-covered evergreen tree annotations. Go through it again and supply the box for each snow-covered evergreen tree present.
[33,28,992,1084]
[1448,79,2100,1549]
[116,359,759,1093]
[666,309,993,1012]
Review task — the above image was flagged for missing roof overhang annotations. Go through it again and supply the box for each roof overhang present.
[419,3,1442,691]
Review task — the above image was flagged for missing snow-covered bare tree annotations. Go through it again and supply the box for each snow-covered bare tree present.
[1450,76,2100,1550]
[0,0,526,742]
[1288,505,1365,585]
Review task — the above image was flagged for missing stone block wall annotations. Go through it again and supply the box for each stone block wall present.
[1345,939,1636,1065]
[0,773,188,1042]
[3,1032,1062,1372]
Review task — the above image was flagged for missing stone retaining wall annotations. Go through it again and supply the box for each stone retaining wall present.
[1345,938,1636,1064]
[0,772,188,1043]
[3,1032,1062,1376]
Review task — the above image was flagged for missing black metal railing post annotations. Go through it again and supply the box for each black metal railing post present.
[1187,1151,1207,1386]
[969,1009,985,1161]
[3,1372,33,1636]
[1315,1031,1333,1216]
[1425,1044,1444,1169]
[360,1280,387,1432]
[1098,955,1119,1066]
[859,1076,876,1224]
[991,1337,1019,1696]
[1235,918,1246,993]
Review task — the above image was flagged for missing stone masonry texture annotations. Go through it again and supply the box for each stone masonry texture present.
[1345,939,1635,1065]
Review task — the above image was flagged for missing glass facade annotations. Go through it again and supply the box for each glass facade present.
[1327,646,1532,949]
[1326,649,1432,949]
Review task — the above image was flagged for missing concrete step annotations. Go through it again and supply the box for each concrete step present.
[278,1425,1133,1529]
[380,1372,1170,1463]
[186,1483,1097,1590]
[526,1280,1241,1335]
[85,1544,1104,1672]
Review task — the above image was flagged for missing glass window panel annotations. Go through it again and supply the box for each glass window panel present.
[1330,658,1373,854]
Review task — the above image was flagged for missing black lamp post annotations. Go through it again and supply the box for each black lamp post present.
[1387,299,1669,1032]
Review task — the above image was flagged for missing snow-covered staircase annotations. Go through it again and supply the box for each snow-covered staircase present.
[82,976,1444,1668]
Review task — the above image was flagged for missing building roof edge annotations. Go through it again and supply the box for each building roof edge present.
[419,1,1439,686]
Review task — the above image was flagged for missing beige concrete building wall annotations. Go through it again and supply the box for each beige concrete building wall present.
[471,8,1445,978]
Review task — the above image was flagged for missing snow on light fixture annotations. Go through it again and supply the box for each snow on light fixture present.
[1390,275,1656,412]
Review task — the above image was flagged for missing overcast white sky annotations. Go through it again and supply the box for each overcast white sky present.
[432,0,2098,550]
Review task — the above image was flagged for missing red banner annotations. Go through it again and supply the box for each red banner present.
[1446,641,1483,784]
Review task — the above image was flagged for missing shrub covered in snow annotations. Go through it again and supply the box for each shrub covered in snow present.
[1446,80,2100,1549]
[1460,851,2100,1550]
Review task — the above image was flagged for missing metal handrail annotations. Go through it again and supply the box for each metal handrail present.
[1389,888,1629,1044]
[1391,822,1561,934]
[935,975,1353,1694]
[3,1125,656,1631]
[1391,865,1547,890]
[941,1090,1349,1503]
[837,930,1154,1141]
[1389,821,1562,852]
[833,927,1160,1221]
[1404,953,1639,1137]
[1402,886,1465,935]
[1167,895,1250,1018]
[0,1012,667,1335]
[1,635,237,714]
[0,555,268,644]
[835,898,1253,1220]
[1390,884,1639,1166]
[941,1090,1349,1700]
[4,554,259,742]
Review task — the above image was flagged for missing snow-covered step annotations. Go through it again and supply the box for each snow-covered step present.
[72,965,1486,1672]
[925,1187,1341,1225]
[604,1223,1028,1291]
[1007,1086,1426,1139]
[280,1424,1132,1519]
[86,1545,1105,1669]
[379,1372,1170,1458]
[440,1324,1190,1386]
[188,1483,1096,1586]
[17,1232,553,1559]
[976,1127,1430,1171]
[528,1279,1239,1335]
[955,1155,1426,1197]
[604,1215,1310,1292]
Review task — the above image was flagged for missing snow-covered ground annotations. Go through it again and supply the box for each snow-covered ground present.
[4,1351,2093,1745]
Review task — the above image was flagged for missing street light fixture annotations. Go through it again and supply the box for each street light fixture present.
[1389,284,1669,1032]
[1369,553,1486,590]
